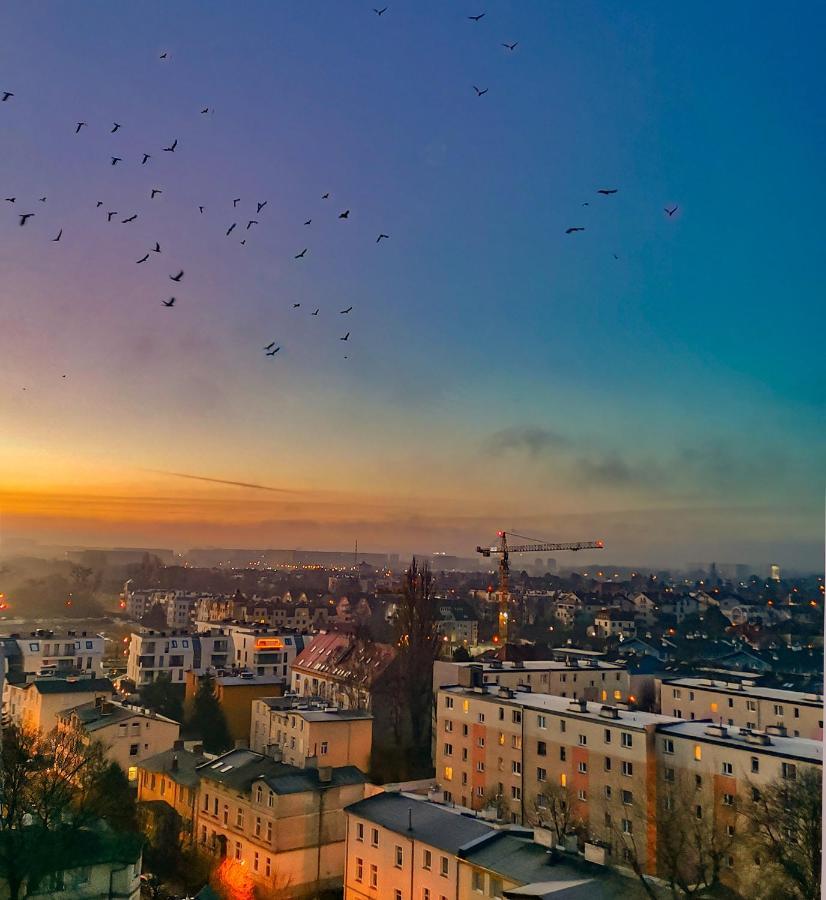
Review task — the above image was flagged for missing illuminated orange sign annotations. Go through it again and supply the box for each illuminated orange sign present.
[256,638,284,650]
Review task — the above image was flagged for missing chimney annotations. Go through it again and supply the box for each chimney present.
[171,754,179,772]
[317,765,332,783]
[173,739,185,751]
[407,807,413,832]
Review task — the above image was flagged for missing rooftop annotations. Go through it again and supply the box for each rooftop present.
[258,697,372,721]
[661,676,823,705]
[138,748,208,787]
[10,676,114,695]
[656,720,823,763]
[59,700,180,732]
[345,792,492,854]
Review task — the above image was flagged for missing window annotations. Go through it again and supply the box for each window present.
[236,808,243,828]
[490,876,504,899]
[559,746,566,761]
[578,734,587,746]
[444,720,453,733]
[728,697,734,708]
[423,889,431,900]
[694,745,702,761]
[782,763,797,780]
[511,785,522,800]
[537,767,547,782]
[560,720,566,733]
[664,767,675,783]
[498,708,504,721]
[689,691,695,701]
[253,851,259,872]
[478,712,485,723]
[463,700,470,714]
[371,827,379,847]
[537,714,547,728]
[773,704,784,717]
[444,743,453,757]
[268,791,274,808]
[621,732,633,748]
[255,784,263,803]
[370,863,378,888]
[604,785,612,799]
[622,789,633,805]
[722,794,734,806]
[578,761,587,774]
[355,857,363,882]
[663,738,674,754]
[234,841,242,861]
[695,805,703,819]
[604,728,612,744]
[320,741,328,755]
[129,743,139,757]
[423,848,432,870]
[477,737,485,748]
[512,710,522,724]
[613,690,623,701]
[621,818,633,834]
[577,789,587,801]
[751,756,759,774]
[443,766,453,781]
[537,740,547,756]
[396,891,404,900]
[604,757,612,772]
[511,735,522,750]
[710,702,718,713]
[356,822,364,842]
[512,761,521,775]
[395,845,403,867]
[472,870,484,892]
[722,761,733,776]
[621,761,633,777]
[559,773,567,787]
[672,688,682,699]
[440,856,449,877]
[747,699,757,711]
[445,697,454,709]
[254,816,261,837]
[265,857,271,877]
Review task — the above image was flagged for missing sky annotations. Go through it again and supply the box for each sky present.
[1,1,824,571]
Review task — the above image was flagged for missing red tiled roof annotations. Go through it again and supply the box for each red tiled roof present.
[292,633,396,684]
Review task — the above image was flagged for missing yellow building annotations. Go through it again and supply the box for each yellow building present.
[137,744,208,840]
[4,675,114,733]
[250,697,373,770]
[195,747,367,898]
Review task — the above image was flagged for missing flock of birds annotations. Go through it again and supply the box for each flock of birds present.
[3,8,680,375]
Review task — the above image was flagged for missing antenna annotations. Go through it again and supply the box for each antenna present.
[354,539,358,569]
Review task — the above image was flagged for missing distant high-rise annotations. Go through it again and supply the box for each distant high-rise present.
[769,563,781,582]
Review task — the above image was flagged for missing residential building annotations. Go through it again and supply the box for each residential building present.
[220,624,314,678]
[658,677,823,739]
[195,748,367,898]
[593,609,637,639]
[57,699,180,782]
[4,674,114,733]
[0,629,104,677]
[436,602,479,648]
[250,696,372,770]
[184,671,287,744]
[126,628,232,686]
[138,743,208,841]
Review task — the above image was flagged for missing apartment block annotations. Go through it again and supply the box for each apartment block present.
[126,629,232,686]
[658,677,823,740]
[4,674,114,732]
[0,629,104,677]
[137,744,207,841]
[250,696,373,770]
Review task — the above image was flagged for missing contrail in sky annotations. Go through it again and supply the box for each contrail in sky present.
[147,470,297,493]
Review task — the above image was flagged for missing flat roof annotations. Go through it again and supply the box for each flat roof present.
[656,720,823,764]
[442,685,679,730]
[661,677,823,705]
[450,660,623,673]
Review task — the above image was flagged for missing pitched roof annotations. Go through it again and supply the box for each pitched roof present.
[291,632,396,684]
[28,677,114,695]
[138,748,207,787]
[344,793,492,854]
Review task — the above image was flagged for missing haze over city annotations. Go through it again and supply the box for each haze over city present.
[1,1,823,571]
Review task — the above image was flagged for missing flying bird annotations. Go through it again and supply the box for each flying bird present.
[321,192,330,199]
[264,342,276,351]
[374,6,388,14]
[473,86,488,96]
[159,52,168,59]
[665,205,678,217]
[111,122,121,133]
[312,308,319,316]
[613,254,619,260]
[294,248,307,259]
[240,239,246,245]
[122,214,137,223]
[266,347,280,356]
[52,229,62,242]
[468,13,486,21]
[75,122,86,133]
[226,223,237,235]
[565,227,585,234]
[163,139,177,152]
[141,153,151,165]
[257,201,267,213]
[162,297,176,307]
[111,157,122,165]
[152,242,161,253]
[200,107,209,114]
[136,253,149,264]
[340,332,350,341]
[293,303,301,308]
[4,197,14,203]
[107,211,118,221]
[151,189,162,199]
[502,42,518,50]
[38,197,46,203]
[340,306,353,314]
[96,201,103,207]
[233,198,241,207]
[198,206,205,214]
[1,92,14,102]
[597,189,618,195]
[376,233,389,242]
[338,209,350,218]
[18,213,34,226]
[169,270,184,282]
[246,220,258,229]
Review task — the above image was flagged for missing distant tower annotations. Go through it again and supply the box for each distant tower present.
[769,563,781,582]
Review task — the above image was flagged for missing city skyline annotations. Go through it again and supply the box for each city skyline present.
[1,2,823,570]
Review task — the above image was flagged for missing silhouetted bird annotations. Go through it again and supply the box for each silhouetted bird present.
[247,220,258,229]
[142,153,151,164]
[52,229,62,242]
[582,202,589,206]
[75,122,86,133]
[1,92,14,102]
[233,198,241,207]
[321,193,330,199]
[374,6,388,14]
[136,253,149,263]
[266,347,280,356]
[226,223,236,235]
[565,227,585,233]
[312,308,319,316]
[473,86,488,96]
[38,197,46,203]
[339,210,350,218]
[376,233,389,242]
[122,214,137,223]
[665,205,678,216]
[598,189,618,195]
[111,157,122,165]
[201,107,209,114]
[163,139,177,152]
[304,219,312,226]
[111,122,121,133]
[159,52,168,59]
[264,342,276,351]
[96,201,103,207]
[293,303,301,308]
[169,270,184,282]
[257,201,267,213]
[151,189,162,199]
[198,206,204,214]
[18,214,34,226]
[152,242,161,253]
[4,197,14,203]
[502,42,518,50]
[340,332,350,341]
[613,254,619,259]
[162,297,176,307]
[340,306,353,314]
[295,248,307,258]
[468,13,486,21]
[107,211,117,221]
[240,239,246,245]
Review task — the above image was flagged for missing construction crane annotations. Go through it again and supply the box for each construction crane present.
[476,531,604,653]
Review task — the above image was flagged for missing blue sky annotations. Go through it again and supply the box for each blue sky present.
[1,1,823,569]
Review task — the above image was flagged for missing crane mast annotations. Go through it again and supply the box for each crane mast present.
[476,531,604,656]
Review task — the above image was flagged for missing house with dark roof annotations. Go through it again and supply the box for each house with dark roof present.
[194,747,367,898]
[4,675,115,733]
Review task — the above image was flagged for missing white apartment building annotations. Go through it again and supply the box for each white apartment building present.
[1,629,104,677]
[126,629,232,686]
[218,624,314,679]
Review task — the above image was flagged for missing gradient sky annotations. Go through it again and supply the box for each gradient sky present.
[1,1,823,570]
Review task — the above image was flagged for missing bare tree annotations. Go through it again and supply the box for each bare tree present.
[480,786,509,822]
[742,766,822,900]
[528,781,582,846]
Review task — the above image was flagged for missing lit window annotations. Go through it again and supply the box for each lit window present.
[443,766,453,781]
[694,745,702,761]
[560,773,567,787]
[710,702,718,713]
